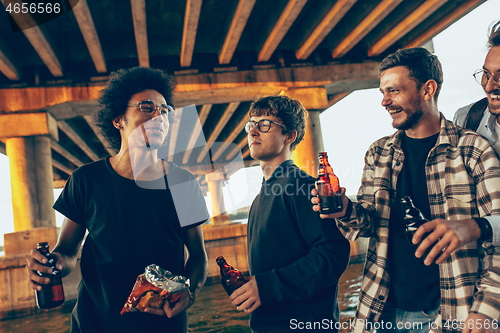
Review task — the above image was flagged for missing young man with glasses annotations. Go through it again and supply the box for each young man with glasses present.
[454,21,500,249]
[454,21,500,157]
[25,67,210,333]
[312,48,500,333]
[228,95,350,332]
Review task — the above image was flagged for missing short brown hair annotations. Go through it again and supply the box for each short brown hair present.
[248,95,307,151]
[380,47,443,102]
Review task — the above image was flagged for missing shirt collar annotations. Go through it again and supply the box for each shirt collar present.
[486,110,498,133]
[386,113,459,149]
[263,160,294,183]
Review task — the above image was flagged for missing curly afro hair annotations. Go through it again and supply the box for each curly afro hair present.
[95,67,175,151]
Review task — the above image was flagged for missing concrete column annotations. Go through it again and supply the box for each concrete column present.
[6,136,56,231]
[292,110,324,177]
[205,171,231,226]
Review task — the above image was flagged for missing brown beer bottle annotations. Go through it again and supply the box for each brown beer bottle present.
[216,256,247,296]
[35,242,65,309]
[316,152,343,214]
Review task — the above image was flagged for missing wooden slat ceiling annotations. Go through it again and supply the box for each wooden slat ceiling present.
[0,0,486,186]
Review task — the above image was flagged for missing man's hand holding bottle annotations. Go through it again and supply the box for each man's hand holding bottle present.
[310,189,482,265]
[311,187,349,219]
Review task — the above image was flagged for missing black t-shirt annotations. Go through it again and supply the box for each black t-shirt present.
[53,158,209,333]
[387,133,440,311]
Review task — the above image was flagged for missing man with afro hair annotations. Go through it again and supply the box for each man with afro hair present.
[26,67,210,333]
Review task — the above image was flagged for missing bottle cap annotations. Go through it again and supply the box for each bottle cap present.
[216,256,225,264]
[37,242,49,250]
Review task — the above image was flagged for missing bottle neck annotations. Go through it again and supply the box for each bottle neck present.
[38,248,49,255]
[218,261,234,273]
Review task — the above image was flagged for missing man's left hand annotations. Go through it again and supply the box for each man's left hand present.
[230,276,261,313]
[462,313,496,333]
[413,218,481,265]
[144,289,194,318]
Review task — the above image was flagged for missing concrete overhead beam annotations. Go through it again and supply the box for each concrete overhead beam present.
[131,0,149,67]
[331,0,403,59]
[405,0,486,49]
[0,62,380,113]
[57,120,100,161]
[6,0,63,76]
[174,61,380,91]
[83,115,116,156]
[219,0,256,64]
[197,102,240,163]
[296,0,356,60]
[0,49,20,80]
[0,87,101,114]
[183,104,212,164]
[0,112,58,140]
[72,0,107,73]
[181,0,203,67]
[258,0,307,62]
[368,0,449,57]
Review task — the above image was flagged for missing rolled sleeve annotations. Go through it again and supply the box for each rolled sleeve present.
[484,216,500,245]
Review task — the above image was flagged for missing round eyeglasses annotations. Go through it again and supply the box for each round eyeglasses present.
[245,119,285,133]
[128,100,176,116]
[473,69,500,87]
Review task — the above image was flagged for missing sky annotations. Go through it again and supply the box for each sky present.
[0,1,499,246]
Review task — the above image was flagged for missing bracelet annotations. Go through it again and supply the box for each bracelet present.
[474,217,493,243]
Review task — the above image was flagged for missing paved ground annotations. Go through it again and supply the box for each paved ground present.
[0,262,363,333]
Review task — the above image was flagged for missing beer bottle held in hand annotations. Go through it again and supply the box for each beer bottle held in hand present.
[401,196,440,264]
[216,256,247,296]
[35,242,65,309]
[315,152,343,214]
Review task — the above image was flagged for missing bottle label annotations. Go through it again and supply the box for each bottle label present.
[51,285,64,302]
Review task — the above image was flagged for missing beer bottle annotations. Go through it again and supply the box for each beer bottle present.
[401,196,439,264]
[216,256,247,296]
[35,242,65,309]
[316,152,343,214]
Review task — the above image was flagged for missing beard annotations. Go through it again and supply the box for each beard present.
[392,108,424,131]
[488,91,500,115]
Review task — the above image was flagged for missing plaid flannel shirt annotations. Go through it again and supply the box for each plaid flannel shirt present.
[337,115,500,333]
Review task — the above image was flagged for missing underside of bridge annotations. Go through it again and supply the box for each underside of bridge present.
[0,0,486,232]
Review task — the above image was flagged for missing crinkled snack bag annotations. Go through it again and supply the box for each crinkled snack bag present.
[120,264,190,315]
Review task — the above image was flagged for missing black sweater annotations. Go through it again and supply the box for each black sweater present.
[248,160,350,332]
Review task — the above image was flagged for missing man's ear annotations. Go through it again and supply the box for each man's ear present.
[285,130,297,145]
[422,80,438,101]
[113,116,123,130]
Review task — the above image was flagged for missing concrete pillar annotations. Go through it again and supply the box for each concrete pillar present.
[0,112,58,255]
[292,110,324,177]
[205,171,231,226]
[6,136,56,231]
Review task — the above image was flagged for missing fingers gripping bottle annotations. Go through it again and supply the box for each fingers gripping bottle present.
[401,196,439,264]
[35,242,65,309]
[216,256,247,296]
[316,152,343,214]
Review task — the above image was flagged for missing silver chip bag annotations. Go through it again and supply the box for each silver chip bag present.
[120,264,190,314]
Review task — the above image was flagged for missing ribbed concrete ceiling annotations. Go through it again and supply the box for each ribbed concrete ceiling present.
[0,0,486,187]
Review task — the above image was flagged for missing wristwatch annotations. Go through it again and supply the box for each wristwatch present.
[474,217,493,243]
